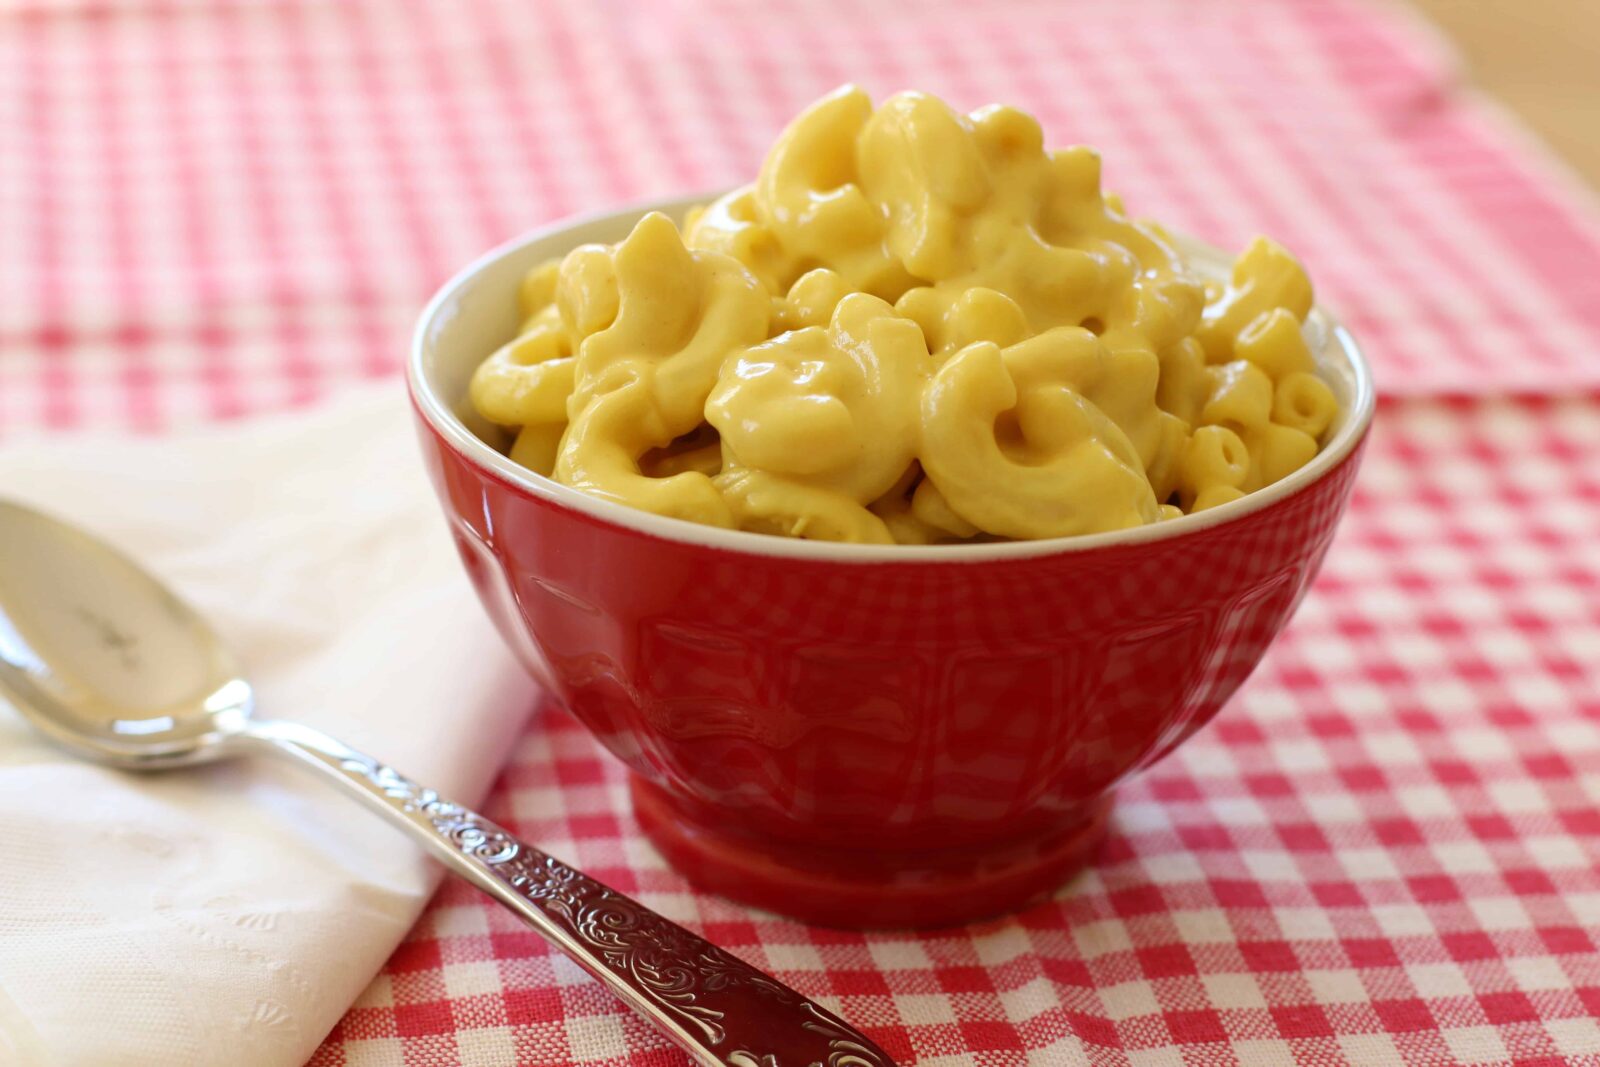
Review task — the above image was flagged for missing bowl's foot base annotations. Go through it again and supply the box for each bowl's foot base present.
[630,777,1110,929]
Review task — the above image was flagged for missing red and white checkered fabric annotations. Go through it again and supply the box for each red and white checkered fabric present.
[4,0,1600,1064]
[311,399,1600,1067]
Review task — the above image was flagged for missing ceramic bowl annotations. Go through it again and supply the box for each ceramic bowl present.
[408,196,1375,927]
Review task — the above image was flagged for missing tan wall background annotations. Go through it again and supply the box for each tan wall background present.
[1407,0,1600,189]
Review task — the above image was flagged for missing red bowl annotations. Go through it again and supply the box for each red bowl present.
[408,196,1376,928]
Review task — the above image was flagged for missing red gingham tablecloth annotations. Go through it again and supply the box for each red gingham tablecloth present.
[308,398,1600,1067]
[3,1,1600,1065]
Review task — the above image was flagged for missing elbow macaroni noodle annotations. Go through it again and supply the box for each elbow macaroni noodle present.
[469,86,1342,544]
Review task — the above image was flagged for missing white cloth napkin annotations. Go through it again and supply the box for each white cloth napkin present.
[0,387,534,1067]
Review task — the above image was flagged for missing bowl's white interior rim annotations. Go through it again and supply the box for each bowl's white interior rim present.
[410,193,1377,564]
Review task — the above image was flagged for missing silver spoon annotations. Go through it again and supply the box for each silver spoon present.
[0,499,895,1067]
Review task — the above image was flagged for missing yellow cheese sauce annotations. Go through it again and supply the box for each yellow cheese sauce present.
[469,86,1340,543]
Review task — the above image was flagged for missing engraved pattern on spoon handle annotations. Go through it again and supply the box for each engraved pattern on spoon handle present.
[242,720,896,1067]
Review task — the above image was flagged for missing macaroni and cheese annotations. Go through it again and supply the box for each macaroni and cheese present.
[469,86,1340,543]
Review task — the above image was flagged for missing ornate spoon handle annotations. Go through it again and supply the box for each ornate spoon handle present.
[242,719,896,1067]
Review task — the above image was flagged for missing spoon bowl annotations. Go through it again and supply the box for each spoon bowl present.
[0,500,251,768]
